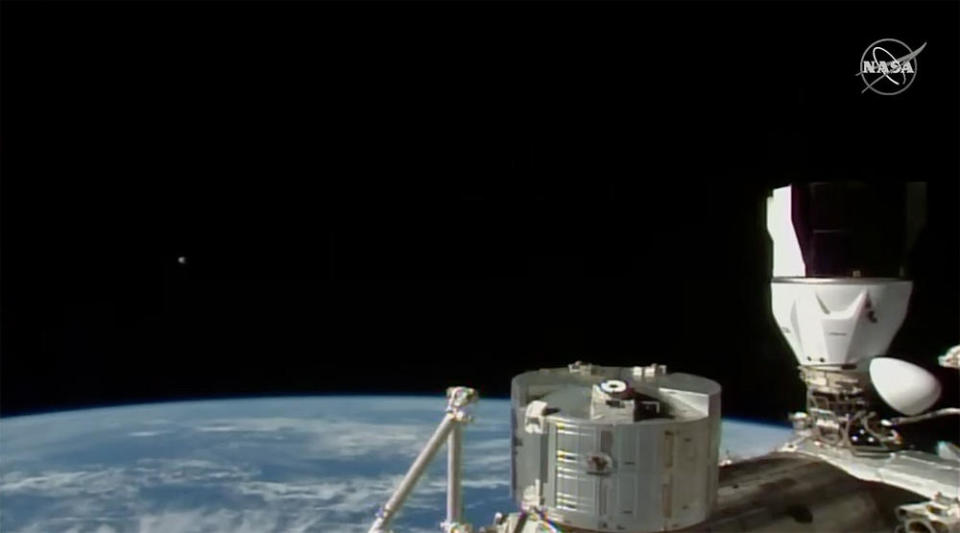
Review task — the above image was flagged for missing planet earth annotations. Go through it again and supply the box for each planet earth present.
[0,396,793,533]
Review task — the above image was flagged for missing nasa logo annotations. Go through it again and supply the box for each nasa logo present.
[858,39,926,95]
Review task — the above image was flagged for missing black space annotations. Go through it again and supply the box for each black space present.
[2,1,958,428]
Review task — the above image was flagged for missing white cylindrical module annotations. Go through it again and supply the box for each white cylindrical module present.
[510,362,721,533]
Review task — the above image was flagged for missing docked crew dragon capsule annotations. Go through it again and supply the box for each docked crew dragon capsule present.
[369,181,959,533]
[507,362,721,533]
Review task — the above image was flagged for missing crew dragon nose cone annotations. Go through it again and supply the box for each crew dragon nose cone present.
[870,357,942,415]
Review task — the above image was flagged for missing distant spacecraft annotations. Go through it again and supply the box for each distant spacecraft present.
[368,182,959,533]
